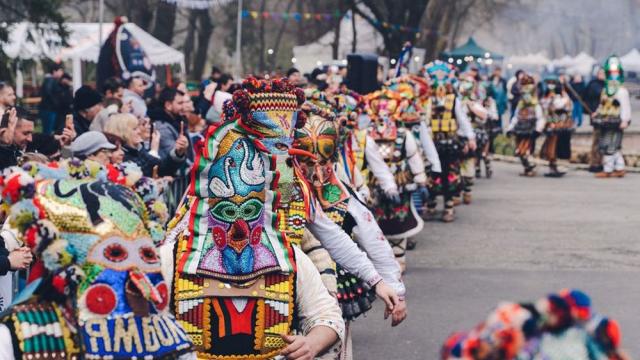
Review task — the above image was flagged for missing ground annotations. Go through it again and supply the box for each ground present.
[352,161,640,359]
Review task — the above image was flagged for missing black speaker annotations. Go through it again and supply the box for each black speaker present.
[346,53,379,95]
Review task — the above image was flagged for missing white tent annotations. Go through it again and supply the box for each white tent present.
[620,49,640,72]
[565,52,596,76]
[505,52,551,69]
[2,22,186,93]
[550,55,574,68]
[292,11,384,73]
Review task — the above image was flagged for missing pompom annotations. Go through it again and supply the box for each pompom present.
[232,89,251,114]
[222,99,239,122]
[41,238,72,272]
[295,111,307,129]
[294,87,306,105]
[1,169,35,205]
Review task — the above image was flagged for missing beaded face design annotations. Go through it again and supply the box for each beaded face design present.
[245,93,300,156]
[367,96,399,141]
[35,179,192,358]
[295,114,349,208]
[198,133,279,277]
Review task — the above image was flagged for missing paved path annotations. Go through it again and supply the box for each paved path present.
[353,161,640,359]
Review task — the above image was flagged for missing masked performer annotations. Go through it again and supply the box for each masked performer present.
[507,75,545,176]
[0,162,194,359]
[540,77,573,177]
[163,77,403,359]
[295,96,406,359]
[423,61,475,222]
[592,56,631,178]
[364,88,428,271]
[457,72,488,204]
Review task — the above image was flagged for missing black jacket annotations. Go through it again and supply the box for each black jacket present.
[584,79,605,114]
[0,234,12,276]
[122,144,185,177]
[0,144,20,171]
[73,111,92,136]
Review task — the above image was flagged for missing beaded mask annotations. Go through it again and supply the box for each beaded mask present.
[181,78,307,279]
[365,90,401,141]
[295,109,350,209]
[0,163,192,359]
[603,55,624,97]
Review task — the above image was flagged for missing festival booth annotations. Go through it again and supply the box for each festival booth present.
[440,37,504,70]
[1,22,186,95]
[564,52,596,76]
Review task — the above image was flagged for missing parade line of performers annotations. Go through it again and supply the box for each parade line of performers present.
[0,55,629,360]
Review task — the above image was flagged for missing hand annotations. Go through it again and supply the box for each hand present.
[280,334,318,360]
[174,122,189,156]
[55,127,76,146]
[468,139,477,151]
[8,247,32,270]
[385,189,401,204]
[374,280,400,317]
[387,298,407,327]
[506,130,514,137]
[0,107,17,144]
[620,121,629,130]
[203,82,218,102]
[591,112,598,118]
[121,100,133,114]
[151,129,161,152]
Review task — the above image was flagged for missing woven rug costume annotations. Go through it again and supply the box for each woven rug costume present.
[423,61,475,222]
[507,75,545,177]
[161,77,346,359]
[364,88,427,269]
[592,56,631,178]
[539,77,574,177]
[441,289,628,360]
[0,160,194,360]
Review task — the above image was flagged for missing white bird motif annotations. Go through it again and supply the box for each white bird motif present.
[239,140,265,186]
[209,157,235,198]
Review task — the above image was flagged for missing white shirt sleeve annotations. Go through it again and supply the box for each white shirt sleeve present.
[404,133,427,184]
[455,98,475,139]
[308,206,382,287]
[535,104,546,133]
[364,135,399,195]
[616,87,632,123]
[347,199,405,297]
[468,101,489,123]
[294,246,345,343]
[418,122,442,173]
[0,324,15,360]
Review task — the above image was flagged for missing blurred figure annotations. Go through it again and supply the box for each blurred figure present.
[103,132,125,164]
[38,63,65,134]
[0,82,16,112]
[54,73,74,133]
[90,98,121,132]
[69,131,116,166]
[122,77,147,118]
[26,133,63,161]
[197,65,223,115]
[507,69,525,118]
[102,76,124,100]
[489,66,508,124]
[569,74,586,127]
[286,67,303,85]
[585,68,606,172]
[73,85,103,136]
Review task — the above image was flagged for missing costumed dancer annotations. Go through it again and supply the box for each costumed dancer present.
[507,74,545,177]
[162,78,402,359]
[364,88,428,272]
[423,61,475,222]
[0,161,195,359]
[539,77,574,177]
[477,81,498,178]
[592,56,631,178]
[457,72,487,204]
[294,95,406,360]
[441,289,629,360]
[386,75,441,217]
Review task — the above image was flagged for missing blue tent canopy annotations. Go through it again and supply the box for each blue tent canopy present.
[441,37,504,61]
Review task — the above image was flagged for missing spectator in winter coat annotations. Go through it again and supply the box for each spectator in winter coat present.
[73,86,103,136]
[148,87,191,176]
[122,77,148,119]
[0,82,16,113]
[104,113,186,177]
[38,63,65,134]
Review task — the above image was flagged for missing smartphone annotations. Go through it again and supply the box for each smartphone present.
[65,114,73,129]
